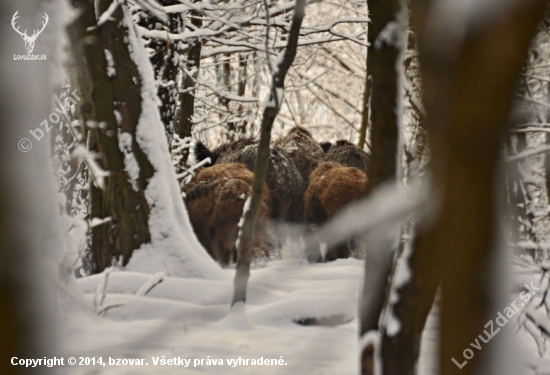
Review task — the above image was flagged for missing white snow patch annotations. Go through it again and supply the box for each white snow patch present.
[319,242,328,260]
[104,49,116,77]
[90,216,112,228]
[71,145,109,190]
[374,21,401,49]
[384,238,413,337]
[236,197,252,250]
[359,330,381,375]
[118,132,140,191]
[280,236,306,260]
[113,109,122,125]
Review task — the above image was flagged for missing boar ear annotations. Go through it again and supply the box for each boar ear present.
[320,141,333,153]
[335,139,353,147]
[194,142,216,164]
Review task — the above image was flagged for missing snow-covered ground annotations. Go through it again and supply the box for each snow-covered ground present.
[60,259,362,374]
[56,256,444,375]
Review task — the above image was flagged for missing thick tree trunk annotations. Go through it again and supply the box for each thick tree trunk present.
[232,0,306,306]
[359,0,406,373]
[1,0,58,371]
[68,0,154,272]
[376,6,438,375]
[379,231,439,375]
[365,0,404,190]
[410,1,548,374]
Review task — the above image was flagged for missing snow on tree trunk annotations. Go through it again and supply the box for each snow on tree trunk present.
[137,0,185,142]
[67,0,223,279]
[379,231,439,375]
[359,0,407,373]
[373,4,438,375]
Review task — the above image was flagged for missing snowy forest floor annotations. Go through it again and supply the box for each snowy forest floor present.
[57,257,442,375]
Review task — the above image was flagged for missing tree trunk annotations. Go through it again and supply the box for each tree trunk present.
[376,5,438,375]
[359,0,406,373]
[236,53,249,135]
[1,0,58,371]
[544,88,550,242]
[138,0,185,142]
[365,0,404,190]
[232,0,306,306]
[357,59,371,150]
[221,54,236,141]
[410,1,547,375]
[67,0,154,272]
[176,10,203,164]
[379,231,439,375]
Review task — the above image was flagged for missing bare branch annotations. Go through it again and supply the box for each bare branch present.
[232,0,306,307]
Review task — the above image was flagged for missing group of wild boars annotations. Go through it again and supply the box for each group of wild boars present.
[184,127,370,265]
[195,138,305,223]
[182,163,273,266]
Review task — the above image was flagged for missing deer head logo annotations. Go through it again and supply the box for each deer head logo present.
[11,11,49,54]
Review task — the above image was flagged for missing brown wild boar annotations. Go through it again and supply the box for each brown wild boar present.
[183,163,273,266]
[321,140,370,175]
[273,127,324,185]
[304,161,368,261]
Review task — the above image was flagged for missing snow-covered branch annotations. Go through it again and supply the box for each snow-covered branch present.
[232,0,307,307]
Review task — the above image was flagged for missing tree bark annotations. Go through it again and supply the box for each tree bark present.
[359,0,406,373]
[365,0,404,190]
[67,0,154,272]
[379,231,439,375]
[137,0,185,141]
[232,0,306,306]
[221,54,236,140]
[410,1,548,374]
[176,10,203,164]
[236,53,249,135]
[376,5,438,375]
[357,60,371,150]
